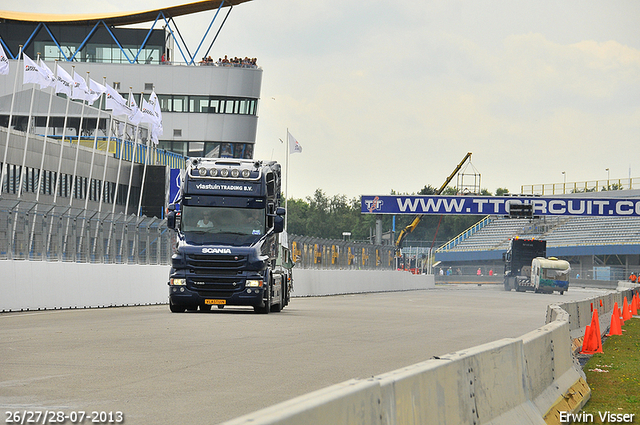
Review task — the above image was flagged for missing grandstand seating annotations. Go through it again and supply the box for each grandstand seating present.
[438,215,640,254]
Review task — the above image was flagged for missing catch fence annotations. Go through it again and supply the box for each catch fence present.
[0,200,397,270]
[0,200,171,264]
[288,234,396,270]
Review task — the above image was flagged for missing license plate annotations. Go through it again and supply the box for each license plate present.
[205,299,226,305]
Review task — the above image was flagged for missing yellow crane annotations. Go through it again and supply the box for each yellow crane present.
[394,152,473,250]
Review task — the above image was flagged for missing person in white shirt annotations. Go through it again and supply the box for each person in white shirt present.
[197,211,214,228]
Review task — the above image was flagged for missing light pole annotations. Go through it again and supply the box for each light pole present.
[562,171,566,194]
[606,168,610,190]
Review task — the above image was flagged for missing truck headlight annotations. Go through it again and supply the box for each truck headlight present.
[246,280,263,287]
[170,278,187,286]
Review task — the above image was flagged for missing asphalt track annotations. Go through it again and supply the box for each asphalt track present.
[0,284,609,424]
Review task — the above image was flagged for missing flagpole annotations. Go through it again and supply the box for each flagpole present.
[52,67,72,205]
[124,125,139,216]
[95,76,110,259]
[29,58,57,257]
[17,53,40,198]
[68,67,87,207]
[79,72,104,259]
[48,63,73,259]
[11,51,40,256]
[136,92,152,217]
[107,116,123,260]
[285,128,289,233]
[0,45,22,198]
[124,88,142,217]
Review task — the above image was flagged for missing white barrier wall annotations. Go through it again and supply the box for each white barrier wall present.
[0,261,434,312]
[221,292,640,425]
[0,261,168,311]
[292,269,434,296]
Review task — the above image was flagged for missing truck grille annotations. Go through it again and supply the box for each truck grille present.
[186,254,246,270]
[188,277,244,297]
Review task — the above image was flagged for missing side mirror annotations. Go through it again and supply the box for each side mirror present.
[167,211,176,230]
[275,207,286,216]
[273,215,284,234]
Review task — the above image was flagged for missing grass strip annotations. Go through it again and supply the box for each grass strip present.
[580,317,640,421]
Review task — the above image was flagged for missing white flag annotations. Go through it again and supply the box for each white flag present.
[148,91,163,145]
[127,91,143,125]
[288,131,302,154]
[140,98,159,126]
[55,64,73,97]
[87,78,105,106]
[141,98,160,145]
[38,59,55,88]
[149,91,163,134]
[72,71,91,101]
[0,43,10,75]
[105,84,128,116]
[23,54,51,88]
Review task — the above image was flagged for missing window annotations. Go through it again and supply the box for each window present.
[225,100,235,114]
[188,142,204,157]
[172,95,188,112]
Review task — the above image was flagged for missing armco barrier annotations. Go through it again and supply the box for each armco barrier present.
[222,289,640,425]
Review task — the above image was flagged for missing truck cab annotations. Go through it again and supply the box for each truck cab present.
[166,158,292,313]
[503,237,546,292]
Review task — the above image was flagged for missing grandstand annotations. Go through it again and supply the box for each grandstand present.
[435,189,640,280]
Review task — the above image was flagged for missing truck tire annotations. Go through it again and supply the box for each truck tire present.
[271,280,284,313]
[254,284,271,314]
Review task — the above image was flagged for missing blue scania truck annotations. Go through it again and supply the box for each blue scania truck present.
[166,158,293,313]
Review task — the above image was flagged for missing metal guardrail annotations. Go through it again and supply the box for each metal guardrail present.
[521,177,640,195]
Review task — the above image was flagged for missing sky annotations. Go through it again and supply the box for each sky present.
[3,0,640,200]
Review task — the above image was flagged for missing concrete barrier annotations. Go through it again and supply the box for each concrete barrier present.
[0,260,434,312]
[377,338,540,425]
[0,261,168,311]
[292,269,434,296]
[219,290,640,425]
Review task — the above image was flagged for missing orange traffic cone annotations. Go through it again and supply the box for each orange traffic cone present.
[581,310,604,354]
[622,297,632,321]
[632,294,638,316]
[608,302,622,336]
[581,324,594,354]
[590,309,603,353]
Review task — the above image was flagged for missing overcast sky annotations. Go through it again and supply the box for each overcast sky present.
[3,0,640,199]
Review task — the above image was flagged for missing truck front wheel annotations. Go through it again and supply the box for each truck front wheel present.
[254,287,271,314]
[169,299,186,313]
[504,278,512,291]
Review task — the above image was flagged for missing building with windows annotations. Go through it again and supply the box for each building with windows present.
[0,0,261,218]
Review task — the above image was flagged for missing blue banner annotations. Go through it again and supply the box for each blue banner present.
[169,168,182,208]
[361,195,640,217]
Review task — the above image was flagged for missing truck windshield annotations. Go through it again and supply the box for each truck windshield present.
[181,205,265,236]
